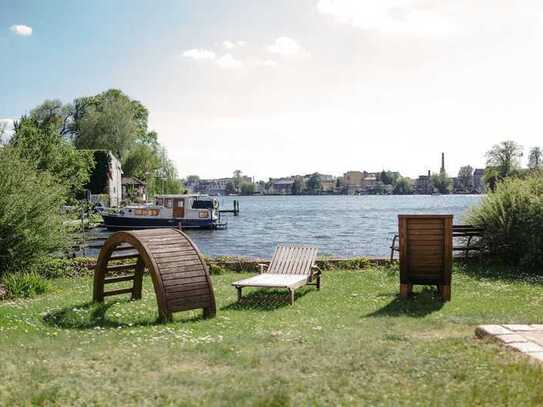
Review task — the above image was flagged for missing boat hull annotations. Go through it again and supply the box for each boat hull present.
[101,214,223,230]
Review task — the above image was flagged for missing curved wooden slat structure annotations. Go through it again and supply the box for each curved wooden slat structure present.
[93,228,216,321]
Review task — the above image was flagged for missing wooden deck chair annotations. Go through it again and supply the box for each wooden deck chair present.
[232,244,321,305]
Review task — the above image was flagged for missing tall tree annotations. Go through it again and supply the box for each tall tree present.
[393,177,413,194]
[528,146,542,170]
[10,116,94,200]
[232,170,242,191]
[431,172,452,194]
[306,173,322,194]
[485,140,523,179]
[457,165,474,192]
[74,95,138,160]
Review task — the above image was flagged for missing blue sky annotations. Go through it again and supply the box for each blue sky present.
[2,0,543,179]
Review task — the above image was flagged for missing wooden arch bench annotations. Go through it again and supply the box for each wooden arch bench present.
[93,228,216,321]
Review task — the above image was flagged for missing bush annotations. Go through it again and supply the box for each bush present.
[467,175,543,268]
[31,257,95,279]
[0,148,69,276]
[2,272,49,298]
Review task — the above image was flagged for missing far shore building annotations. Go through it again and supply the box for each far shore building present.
[319,174,337,193]
[270,179,295,194]
[122,176,147,202]
[415,170,432,195]
[343,171,364,194]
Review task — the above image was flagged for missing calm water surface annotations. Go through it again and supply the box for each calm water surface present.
[181,195,482,258]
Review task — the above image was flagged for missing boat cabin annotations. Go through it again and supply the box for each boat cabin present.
[101,194,223,230]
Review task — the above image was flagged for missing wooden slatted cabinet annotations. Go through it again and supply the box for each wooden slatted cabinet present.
[398,215,453,301]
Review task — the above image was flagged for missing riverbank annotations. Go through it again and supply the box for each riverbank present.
[2,264,543,405]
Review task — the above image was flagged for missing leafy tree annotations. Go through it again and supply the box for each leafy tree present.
[291,179,304,195]
[153,146,183,195]
[431,172,452,194]
[232,170,242,190]
[306,173,321,194]
[10,116,94,200]
[0,148,68,275]
[393,177,413,194]
[485,140,523,179]
[457,165,474,192]
[74,95,138,161]
[240,182,255,195]
[528,146,542,170]
[186,175,200,184]
[225,181,236,195]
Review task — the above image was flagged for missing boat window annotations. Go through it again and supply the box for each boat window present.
[192,200,213,209]
[177,200,184,208]
[164,198,173,208]
[155,198,163,206]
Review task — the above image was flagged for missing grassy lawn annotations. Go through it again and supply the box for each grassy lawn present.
[2,265,543,406]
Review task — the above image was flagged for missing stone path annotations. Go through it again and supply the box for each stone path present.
[476,325,543,363]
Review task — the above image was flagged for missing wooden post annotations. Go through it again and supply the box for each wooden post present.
[236,287,242,302]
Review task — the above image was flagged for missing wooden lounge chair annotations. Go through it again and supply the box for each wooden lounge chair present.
[232,244,321,305]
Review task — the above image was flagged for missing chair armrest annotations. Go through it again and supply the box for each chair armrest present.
[311,264,322,278]
[258,263,269,273]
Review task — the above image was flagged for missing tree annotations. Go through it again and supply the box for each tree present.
[431,172,452,194]
[10,116,94,200]
[291,179,303,195]
[306,173,321,194]
[0,148,68,275]
[232,170,242,191]
[457,165,474,192]
[393,177,413,194]
[225,181,236,195]
[528,147,542,170]
[74,95,138,161]
[240,182,255,195]
[186,175,200,184]
[486,140,523,179]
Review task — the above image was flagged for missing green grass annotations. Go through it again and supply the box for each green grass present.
[2,265,543,405]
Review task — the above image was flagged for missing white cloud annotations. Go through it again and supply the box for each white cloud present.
[223,40,246,49]
[316,0,458,36]
[216,54,244,69]
[183,48,216,60]
[267,37,307,57]
[9,24,32,36]
[255,59,278,68]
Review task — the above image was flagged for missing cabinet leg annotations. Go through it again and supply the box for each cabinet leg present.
[439,285,451,301]
[400,284,412,299]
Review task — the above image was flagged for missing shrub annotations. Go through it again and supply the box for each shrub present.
[2,272,49,298]
[31,257,95,279]
[0,148,69,276]
[467,175,543,268]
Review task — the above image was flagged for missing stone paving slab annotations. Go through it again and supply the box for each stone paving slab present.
[476,324,543,365]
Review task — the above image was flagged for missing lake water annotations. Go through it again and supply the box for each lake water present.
[180,195,482,259]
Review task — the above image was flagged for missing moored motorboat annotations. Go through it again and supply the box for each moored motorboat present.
[101,194,226,230]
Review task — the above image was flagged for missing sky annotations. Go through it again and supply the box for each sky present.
[1,0,543,180]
